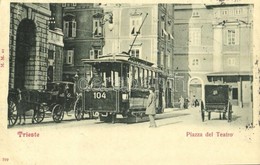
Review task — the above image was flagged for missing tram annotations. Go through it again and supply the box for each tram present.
[74,53,165,123]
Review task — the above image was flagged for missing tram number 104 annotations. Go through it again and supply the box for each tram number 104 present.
[93,92,107,99]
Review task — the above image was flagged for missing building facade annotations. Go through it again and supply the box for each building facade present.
[173,4,253,107]
[48,4,64,83]
[102,4,175,107]
[61,3,103,81]
[9,3,64,90]
[9,3,52,90]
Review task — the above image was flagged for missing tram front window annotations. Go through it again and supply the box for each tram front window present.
[92,63,128,88]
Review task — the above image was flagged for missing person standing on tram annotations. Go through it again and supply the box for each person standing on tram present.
[146,87,157,128]
[88,69,103,88]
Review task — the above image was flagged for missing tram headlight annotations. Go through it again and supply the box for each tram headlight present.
[122,93,129,101]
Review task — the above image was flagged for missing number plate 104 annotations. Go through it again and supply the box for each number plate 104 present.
[93,92,107,99]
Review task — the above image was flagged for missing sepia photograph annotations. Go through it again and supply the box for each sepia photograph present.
[0,0,260,164]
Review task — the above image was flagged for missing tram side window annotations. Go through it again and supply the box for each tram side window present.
[149,71,155,87]
[140,68,144,87]
[155,72,159,90]
[105,70,112,87]
[144,69,148,88]
[121,64,129,87]
[131,66,135,88]
[114,71,119,87]
[134,67,139,88]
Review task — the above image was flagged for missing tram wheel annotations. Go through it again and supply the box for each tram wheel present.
[52,104,64,123]
[33,104,45,123]
[8,99,18,126]
[74,99,84,121]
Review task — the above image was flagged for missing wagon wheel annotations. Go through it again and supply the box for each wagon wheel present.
[52,104,64,123]
[227,102,232,122]
[8,99,18,126]
[111,113,116,124]
[74,99,84,121]
[208,112,211,120]
[88,112,94,119]
[33,104,45,123]
[201,101,205,122]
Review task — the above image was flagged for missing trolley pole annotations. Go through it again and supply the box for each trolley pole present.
[127,13,148,55]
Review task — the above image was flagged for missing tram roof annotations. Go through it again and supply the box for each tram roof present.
[81,53,154,67]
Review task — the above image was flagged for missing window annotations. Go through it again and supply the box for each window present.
[48,44,55,59]
[227,58,236,66]
[161,21,168,37]
[64,50,74,65]
[130,49,140,58]
[90,49,102,59]
[222,10,228,15]
[130,16,142,36]
[192,59,199,66]
[235,9,242,15]
[63,3,76,7]
[93,19,102,37]
[167,55,171,68]
[226,29,239,45]
[129,45,141,58]
[192,11,200,17]
[63,20,76,38]
[189,28,201,46]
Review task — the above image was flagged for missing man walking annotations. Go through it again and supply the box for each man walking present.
[146,87,157,128]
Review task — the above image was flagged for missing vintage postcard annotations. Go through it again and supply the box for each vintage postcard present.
[0,0,260,164]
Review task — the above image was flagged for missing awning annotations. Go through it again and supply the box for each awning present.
[207,71,253,76]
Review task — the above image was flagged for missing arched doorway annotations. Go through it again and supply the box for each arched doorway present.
[189,77,203,101]
[14,19,36,89]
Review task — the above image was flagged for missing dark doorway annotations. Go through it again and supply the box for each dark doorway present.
[232,88,238,100]
[14,19,36,89]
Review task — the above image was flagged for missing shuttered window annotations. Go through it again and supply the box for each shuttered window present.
[225,28,239,45]
[63,20,77,38]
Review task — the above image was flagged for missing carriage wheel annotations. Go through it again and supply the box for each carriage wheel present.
[8,99,18,126]
[33,104,45,123]
[52,104,64,123]
[74,99,84,121]
[201,101,205,122]
[208,112,211,120]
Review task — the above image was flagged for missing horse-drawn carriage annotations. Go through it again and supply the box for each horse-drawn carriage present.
[8,81,77,126]
[8,88,45,126]
[200,85,232,122]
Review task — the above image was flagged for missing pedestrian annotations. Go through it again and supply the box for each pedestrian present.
[184,97,189,109]
[191,95,196,107]
[17,88,25,125]
[194,99,199,107]
[146,87,157,128]
[179,96,184,109]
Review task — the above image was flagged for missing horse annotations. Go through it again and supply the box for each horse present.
[16,88,37,125]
